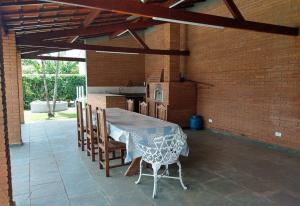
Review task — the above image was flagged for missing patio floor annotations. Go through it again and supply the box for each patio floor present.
[10,119,300,206]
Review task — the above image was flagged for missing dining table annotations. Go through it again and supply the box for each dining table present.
[104,108,189,176]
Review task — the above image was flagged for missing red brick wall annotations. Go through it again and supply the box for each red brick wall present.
[186,0,300,150]
[2,32,22,144]
[0,29,13,206]
[86,35,145,87]
[145,23,183,82]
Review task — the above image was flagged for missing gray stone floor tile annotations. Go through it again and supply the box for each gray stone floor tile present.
[30,194,70,206]
[13,194,30,206]
[12,179,30,197]
[30,171,62,186]
[204,177,244,196]
[30,181,66,199]
[269,191,300,206]
[64,177,100,198]
[69,192,109,206]
[228,190,275,206]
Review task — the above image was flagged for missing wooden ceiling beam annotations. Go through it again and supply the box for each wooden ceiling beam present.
[16,19,162,41]
[1,7,86,16]
[83,10,102,27]
[4,13,89,23]
[7,19,83,27]
[128,29,149,49]
[41,0,298,36]
[22,55,86,62]
[69,9,101,43]
[222,0,244,20]
[19,48,69,56]
[18,40,189,56]
[0,1,51,7]
[12,23,81,32]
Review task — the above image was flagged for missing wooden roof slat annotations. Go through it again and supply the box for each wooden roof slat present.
[4,12,89,22]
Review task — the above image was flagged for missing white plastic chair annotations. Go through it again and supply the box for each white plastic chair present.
[135,134,187,198]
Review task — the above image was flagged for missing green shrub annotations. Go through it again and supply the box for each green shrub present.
[23,74,86,109]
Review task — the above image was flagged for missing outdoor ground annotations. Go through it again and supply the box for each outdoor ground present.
[10,119,300,206]
[24,108,76,122]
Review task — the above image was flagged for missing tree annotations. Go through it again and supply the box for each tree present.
[41,60,52,117]
[22,55,80,118]
[52,53,60,116]
[22,59,79,74]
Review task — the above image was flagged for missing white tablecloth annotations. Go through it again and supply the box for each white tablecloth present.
[105,108,189,163]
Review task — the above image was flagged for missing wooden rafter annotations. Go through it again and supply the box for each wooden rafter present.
[69,9,101,43]
[222,0,244,20]
[0,1,51,7]
[18,40,189,56]
[128,29,149,49]
[16,19,162,41]
[4,13,89,23]
[83,10,102,27]
[22,55,86,62]
[41,0,298,36]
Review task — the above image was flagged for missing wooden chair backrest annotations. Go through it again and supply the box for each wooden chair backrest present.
[156,104,168,121]
[85,103,94,135]
[139,101,148,116]
[76,101,84,128]
[126,99,134,112]
[96,108,109,148]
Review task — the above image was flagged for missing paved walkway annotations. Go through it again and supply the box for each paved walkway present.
[10,119,300,206]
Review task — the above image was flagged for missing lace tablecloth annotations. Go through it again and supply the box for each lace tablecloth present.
[105,108,189,163]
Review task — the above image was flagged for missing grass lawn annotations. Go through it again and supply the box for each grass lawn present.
[24,107,76,122]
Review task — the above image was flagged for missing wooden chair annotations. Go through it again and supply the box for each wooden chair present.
[96,108,126,177]
[126,99,134,112]
[85,103,98,161]
[156,104,168,121]
[139,101,148,116]
[76,101,85,151]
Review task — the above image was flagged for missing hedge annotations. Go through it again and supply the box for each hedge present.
[23,74,86,109]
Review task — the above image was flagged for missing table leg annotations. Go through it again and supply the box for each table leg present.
[125,157,141,176]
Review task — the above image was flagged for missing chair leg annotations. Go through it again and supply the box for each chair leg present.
[176,161,187,190]
[105,150,110,177]
[165,164,169,176]
[77,131,81,147]
[87,137,90,156]
[121,149,125,165]
[152,163,161,198]
[99,147,103,170]
[81,131,85,151]
[91,137,95,161]
[135,158,143,184]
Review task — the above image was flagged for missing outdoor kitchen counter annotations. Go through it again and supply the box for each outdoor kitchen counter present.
[87,93,126,110]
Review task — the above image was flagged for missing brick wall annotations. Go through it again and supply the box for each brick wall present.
[186,0,300,150]
[86,35,145,87]
[0,29,13,206]
[2,32,22,144]
[144,23,183,82]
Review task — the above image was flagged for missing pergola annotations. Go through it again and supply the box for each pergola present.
[0,0,298,61]
[0,1,299,206]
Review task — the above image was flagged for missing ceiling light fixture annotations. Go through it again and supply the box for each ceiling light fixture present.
[169,0,185,8]
[116,29,129,37]
[96,51,139,55]
[152,17,224,29]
